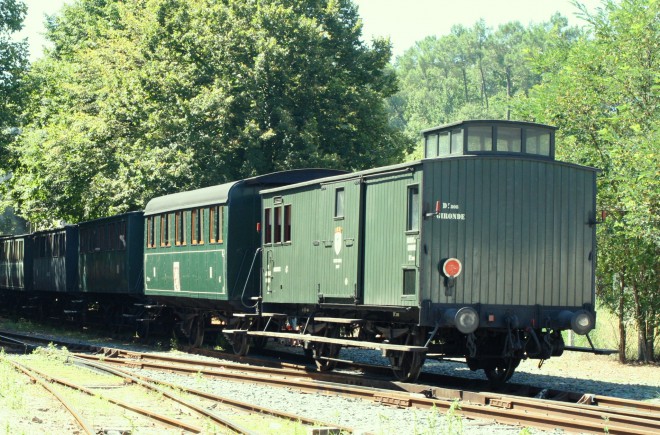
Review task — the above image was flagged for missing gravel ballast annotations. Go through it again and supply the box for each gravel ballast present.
[1,331,658,434]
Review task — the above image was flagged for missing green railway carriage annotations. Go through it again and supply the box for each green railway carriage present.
[142,170,345,314]
[32,226,78,293]
[0,234,32,292]
[256,120,598,382]
[78,212,144,294]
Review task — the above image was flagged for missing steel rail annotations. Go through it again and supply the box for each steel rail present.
[78,351,660,434]
[13,363,204,433]
[73,357,270,435]
[6,360,95,435]
[100,348,660,422]
[75,356,355,433]
[587,394,660,415]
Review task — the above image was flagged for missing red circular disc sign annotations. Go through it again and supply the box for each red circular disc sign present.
[443,258,462,278]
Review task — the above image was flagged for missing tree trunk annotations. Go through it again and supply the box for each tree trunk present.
[617,274,626,363]
[462,68,469,103]
[631,281,649,362]
[478,60,488,110]
[505,66,512,120]
[646,307,656,362]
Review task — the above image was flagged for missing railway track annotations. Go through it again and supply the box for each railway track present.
[80,347,660,434]
[2,328,659,433]
[2,353,224,433]
[0,331,354,433]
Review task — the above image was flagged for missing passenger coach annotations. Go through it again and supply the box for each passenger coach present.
[142,170,345,345]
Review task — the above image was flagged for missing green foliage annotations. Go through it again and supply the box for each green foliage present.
[0,0,28,158]
[519,0,659,361]
[390,14,584,156]
[0,203,27,234]
[5,0,409,225]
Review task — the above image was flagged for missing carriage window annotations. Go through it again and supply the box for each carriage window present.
[191,209,197,244]
[497,126,522,152]
[284,205,292,243]
[175,211,185,245]
[147,217,155,248]
[274,206,282,243]
[425,133,438,158]
[59,233,66,257]
[403,269,416,295]
[334,188,345,219]
[264,208,272,244]
[438,132,450,155]
[450,129,463,154]
[526,127,551,156]
[407,185,420,232]
[191,208,203,245]
[117,221,127,251]
[52,234,60,257]
[209,205,223,244]
[160,214,170,247]
[467,126,493,152]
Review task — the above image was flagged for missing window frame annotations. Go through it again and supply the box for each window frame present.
[334,187,345,220]
[175,211,186,246]
[147,217,155,249]
[264,208,272,245]
[402,268,417,297]
[209,205,224,244]
[160,213,170,247]
[191,208,204,245]
[283,204,292,243]
[274,206,282,244]
[406,184,420,233]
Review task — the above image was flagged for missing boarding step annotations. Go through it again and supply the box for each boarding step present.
[233,312,287,318]
[313,317,364,324]
[230,330,427,354]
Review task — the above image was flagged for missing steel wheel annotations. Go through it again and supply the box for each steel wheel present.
[250,318,271,351]
[312,326,341,371]
[484,357,520,385]
[188,315,205,347]
[389,332,426,382]
[231,332,250,356]
[390,351,425,382]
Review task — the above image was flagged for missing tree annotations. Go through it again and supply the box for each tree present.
[4,0,410,226]
[0,0,28,157]
[518,0,659,361]
[391,15,584,158]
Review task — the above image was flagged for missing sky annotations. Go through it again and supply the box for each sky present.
[14,0,605,62]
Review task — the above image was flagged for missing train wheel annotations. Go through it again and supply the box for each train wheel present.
[484,357,520,385]
[313,326,341,371]
[188,315,205,347]
[250,318,272,351]
[231,332,250,356]
[389,332,426,382]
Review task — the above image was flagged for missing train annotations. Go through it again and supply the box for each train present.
[0,120,599,383]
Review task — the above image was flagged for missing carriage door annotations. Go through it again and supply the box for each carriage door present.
[363,173,421,306]
[318,181,361,303]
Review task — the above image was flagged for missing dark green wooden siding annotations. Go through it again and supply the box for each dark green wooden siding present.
[262,165,424,307]
[0,235,31,291]
[78,212,144,294]
[362,170,422,306]
[32,226,78,293]
[144,206,228,300]
[420,157,596,308]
